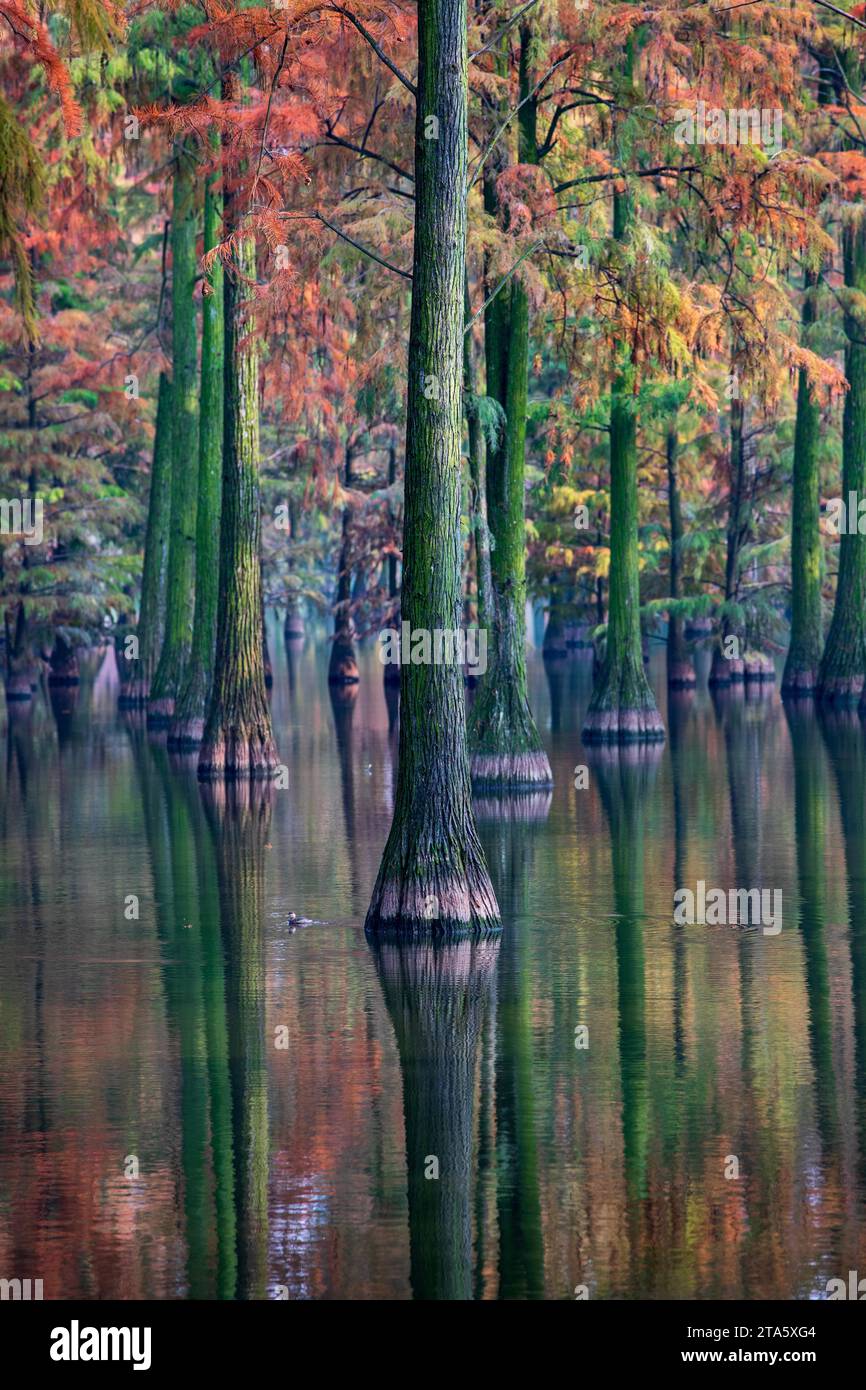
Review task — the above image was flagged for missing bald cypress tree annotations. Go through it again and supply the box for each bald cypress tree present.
[365,0,499,933]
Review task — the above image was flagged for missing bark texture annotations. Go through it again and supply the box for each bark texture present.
[782,274,823,696]
[124,372,172,705]
[365,0,500,933]
[171,154,225,747]
[819,216,866,704]
[468,22,551,787]
[666,419,695,688]
[582,180,663,742]
[198,234,279,779]
[149,144,199,725]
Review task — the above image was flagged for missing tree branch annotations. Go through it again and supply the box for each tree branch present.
[328,5,416,98]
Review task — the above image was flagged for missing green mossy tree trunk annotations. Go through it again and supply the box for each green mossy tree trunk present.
[708,392,747,686]
[365,0,500,933]
[819,215,866,704]
[468,23,552,789]
[463,279,493,638]
[148,143,199,726]
[666,418,694,688]
[171,153,225,747]
[198,234,279,779]
[582,169,663,741]
[328,442,359,684]
[782,274,823,696]
[125,372,172,705]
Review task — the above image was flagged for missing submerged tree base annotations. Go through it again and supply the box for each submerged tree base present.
[365,864,501,936]
[667,659,696,689]
[708,647,744,686]
[328,636,359,685]
[365,774,501,934]
[168,715,205,750]
[819,674,865,706]
[146,695,175,729]
[197,723,279,780]
[583,649,665,744]
[781,664,819,697]
[582,705,666,743]
[469,750,553,790]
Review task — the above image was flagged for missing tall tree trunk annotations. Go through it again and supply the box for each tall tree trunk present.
[171,152,225,747]
[149,142,199,726]
[709,392,747,686]
[666,417,695,688]
[328,443,359,684]
[125,372,172,705]
[468,23,552,789]
[198,233,279,779]
[365,0,499,933]
[582,117,663,741]
[782,273,823,696]
[819,215,866,704]
[463,278,493,637]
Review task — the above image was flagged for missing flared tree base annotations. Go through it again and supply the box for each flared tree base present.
[667,659,696,689]
[781,662,819,697]
[582,652,665,744]
[744,653,775,682]
[468,661,552,790]
[469,750,553,791]
[167,715,205,750]
[146,695,175,729]
[582,705,666,743]
[819,673,865,706]
[365,814,501,936]
[328,636,359,685]
[198,722,280,780]
[708,647,744,686]
[4,674,33,702]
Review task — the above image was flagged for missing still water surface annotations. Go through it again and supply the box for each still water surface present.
[1,632,865,1299]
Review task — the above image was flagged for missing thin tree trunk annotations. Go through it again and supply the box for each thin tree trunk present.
[819,216,866,703]
[582,69,663,742]
[782,272,823,695]
[328,443,359,684]
[149,142,199,725]
[468,22,551,788]
[171,150,225,746]
[125,372,172,705]
[666,417,694,688]
[198,232,279,778]
[463,278,493,637]
[709,392,747,686]
[171,153,223,750]
[365,0,500,932]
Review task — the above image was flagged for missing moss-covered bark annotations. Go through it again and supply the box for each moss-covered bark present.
[666,419,694,688]
[582,170,663,740]
[819,215,866,704]
[124,372,172,705]
[149,143,199,725]
[198,233,279,779]
[328,443,359,684]
[583,297,664,736]
[709,393,747,686]
[468,23,552,788]
[463,279,493,638]
[782,274,823,696]
[171,154,224,747]
[365,0,499,933]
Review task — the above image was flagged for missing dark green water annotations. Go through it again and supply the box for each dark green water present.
[2,631,866,1299]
